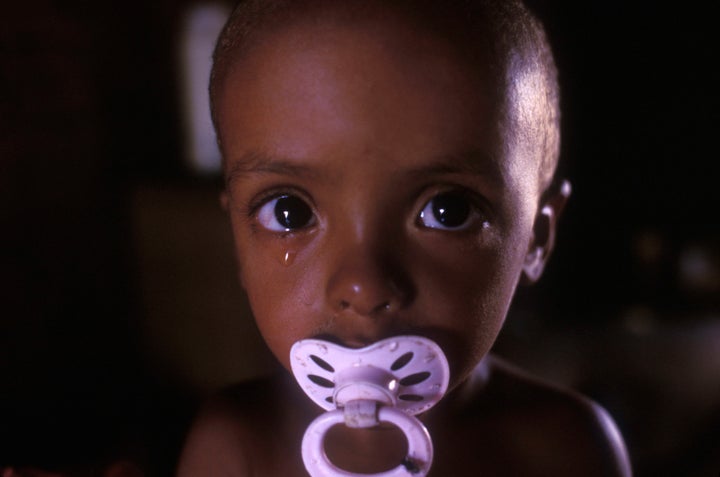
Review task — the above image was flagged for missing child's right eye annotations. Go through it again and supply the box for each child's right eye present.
[256,194,316,232]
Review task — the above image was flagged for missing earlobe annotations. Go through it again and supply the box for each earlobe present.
[521,179,571,285]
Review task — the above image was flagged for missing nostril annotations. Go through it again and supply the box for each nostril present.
[335,298,393,317]
[370,301,392,315]
[327,258,413,316]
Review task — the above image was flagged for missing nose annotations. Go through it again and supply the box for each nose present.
[325,243,413,318]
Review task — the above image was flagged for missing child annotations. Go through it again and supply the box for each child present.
[178,0,632,475]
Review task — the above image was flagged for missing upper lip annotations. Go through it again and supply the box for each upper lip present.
[312,334,372,349]
[312,329,414,349]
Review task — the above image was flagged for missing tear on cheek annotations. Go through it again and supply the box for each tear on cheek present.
[281,250,297,266]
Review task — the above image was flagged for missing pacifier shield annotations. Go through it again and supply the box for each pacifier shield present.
[290,336,450,415]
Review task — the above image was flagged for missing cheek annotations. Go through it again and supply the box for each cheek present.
[412,235,528,378]
[242,267,305,370]
[237,235,326,368]
[417,233,526,317]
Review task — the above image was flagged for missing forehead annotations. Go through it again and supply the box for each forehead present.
[216,12,536,193]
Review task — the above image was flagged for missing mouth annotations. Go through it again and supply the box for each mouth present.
[311,334,377,349]
[312,323,427,349]
[311,325,441,351]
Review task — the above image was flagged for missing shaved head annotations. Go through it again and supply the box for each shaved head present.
[210,0,560,190]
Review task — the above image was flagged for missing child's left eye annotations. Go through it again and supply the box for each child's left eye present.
[417,191,485,231]
[256,194,316,232]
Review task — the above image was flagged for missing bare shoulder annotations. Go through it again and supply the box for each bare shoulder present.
[175,377,279,477]
[437,355,632,476]
[487,355,632,476]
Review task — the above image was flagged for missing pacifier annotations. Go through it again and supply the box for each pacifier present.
[290,336,450,477]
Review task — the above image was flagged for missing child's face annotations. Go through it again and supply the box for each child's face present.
[218,16,546,386]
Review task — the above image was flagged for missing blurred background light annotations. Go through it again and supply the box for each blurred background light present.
[179,3,229,175]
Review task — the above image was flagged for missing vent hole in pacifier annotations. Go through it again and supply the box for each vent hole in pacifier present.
[310,354,335,372]
[308,374,335,388]
[398,394,424,402]
[324,423,408,474]
[399,371,431,386]
[390,352,414,371]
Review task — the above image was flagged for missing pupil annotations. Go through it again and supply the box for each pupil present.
[274,195,312,229]
[432,192,470,227]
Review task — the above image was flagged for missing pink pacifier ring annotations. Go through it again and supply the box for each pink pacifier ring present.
[291,336,449,477]
[301,403,433,477]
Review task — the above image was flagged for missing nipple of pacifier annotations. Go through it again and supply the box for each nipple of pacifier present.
[291,336,450,477]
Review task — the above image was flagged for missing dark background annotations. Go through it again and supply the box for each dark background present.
[1,1,718,475]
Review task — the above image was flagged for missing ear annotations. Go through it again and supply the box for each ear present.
[521,179,571,284]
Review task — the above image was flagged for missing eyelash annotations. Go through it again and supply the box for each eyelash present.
[248,188,317,233]
[416,188,490,232]
[247,186,490,234]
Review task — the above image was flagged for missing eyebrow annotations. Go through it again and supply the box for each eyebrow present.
[407,150,506,184]
[225,150,324,186]
[225,149,505,186]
